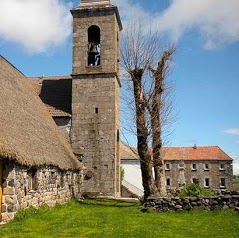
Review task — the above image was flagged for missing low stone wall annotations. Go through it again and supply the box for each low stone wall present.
[144,193,239,212]
[1,160,82,222]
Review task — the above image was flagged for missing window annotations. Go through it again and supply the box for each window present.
[192,178,199,184]
[219,163,225,171]
[204,163,209,171]
[165,163,171,171]
[166,178,171,187]
[88,25,101,66]
[220,178,226,188]
[191,163,197,171]
[204,178,210,188]
[117,129,120,142]
[29,168,38,191]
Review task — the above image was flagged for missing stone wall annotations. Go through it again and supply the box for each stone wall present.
[71,74,120,197]
[1,160,82,222]
[144,193,239,212]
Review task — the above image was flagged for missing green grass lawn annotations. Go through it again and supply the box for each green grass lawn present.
[0,199,239,238]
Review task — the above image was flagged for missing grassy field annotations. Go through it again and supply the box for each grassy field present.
[0,199,239,238]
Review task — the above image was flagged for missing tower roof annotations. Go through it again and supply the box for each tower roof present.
[80,0,111,7]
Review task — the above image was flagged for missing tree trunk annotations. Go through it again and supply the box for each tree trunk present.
[131,68,159,199]
[149,50,173,196]
[151,78,166,196]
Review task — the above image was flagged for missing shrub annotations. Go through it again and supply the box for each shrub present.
[120,166,125,182]
[179,183,213,197]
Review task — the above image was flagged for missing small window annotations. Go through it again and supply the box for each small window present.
[95,108,98,114]
[192,178,199,184]
[166,178,171,187]
[29,168,38,191]
[191,163,197,171]
[220,178,226,188]
[219,163,225,171]
[204,163,209,171]
[60,173,65,188]
[165,163,171,171]
[117,129,120,142]
[204,178,210,188]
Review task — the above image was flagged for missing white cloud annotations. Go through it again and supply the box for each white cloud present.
[224,128,239,136]
[112,0,150,24]
[0,0,73,53]
[2,0,239,53]
[113,0,239,49]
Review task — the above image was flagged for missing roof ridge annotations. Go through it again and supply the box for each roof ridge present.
[0,55,25,77]
[163,145,219,148]
[28,75,71,79]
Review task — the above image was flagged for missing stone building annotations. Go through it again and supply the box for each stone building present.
[0,56,82,222]
[121,144,233,197]
[163,146,233,191]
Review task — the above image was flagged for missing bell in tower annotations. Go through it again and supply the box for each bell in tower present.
[70,1,122,198]
[88,25,101,66]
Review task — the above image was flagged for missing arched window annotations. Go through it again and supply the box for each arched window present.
[88,25,101,66]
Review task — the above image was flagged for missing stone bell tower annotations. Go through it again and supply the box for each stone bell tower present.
[70,0,122,197]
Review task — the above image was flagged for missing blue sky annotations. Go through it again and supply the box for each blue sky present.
[0,0,238,173]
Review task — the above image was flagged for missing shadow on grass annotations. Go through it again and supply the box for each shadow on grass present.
[79,198,139,208]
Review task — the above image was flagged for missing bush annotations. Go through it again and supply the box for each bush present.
[120,166,125,182]
[179,183,213,197]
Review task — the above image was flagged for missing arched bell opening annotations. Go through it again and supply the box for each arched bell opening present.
[88,25,101,66]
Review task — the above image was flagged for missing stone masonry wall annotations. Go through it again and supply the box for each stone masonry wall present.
[1,160,82,222]
[71,74,120,197]
[144,193,239,212]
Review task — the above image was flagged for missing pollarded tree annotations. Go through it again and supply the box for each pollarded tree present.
[121,23,175,200]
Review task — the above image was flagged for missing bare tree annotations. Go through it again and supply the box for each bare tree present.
[121,23,175,199]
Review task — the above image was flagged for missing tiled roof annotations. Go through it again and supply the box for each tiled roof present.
[120,143,138,160]
[28,76,72,117]
[162,146,232,161]
[121,145,232,161]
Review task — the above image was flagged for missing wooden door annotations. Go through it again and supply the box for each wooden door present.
[0,161,2,221]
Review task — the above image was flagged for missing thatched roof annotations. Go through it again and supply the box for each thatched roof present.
[0,55,81,171]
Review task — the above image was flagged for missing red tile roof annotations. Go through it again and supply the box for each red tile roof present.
[162,146,232,161]
[28,76,72,117]
[121,145,232,161]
